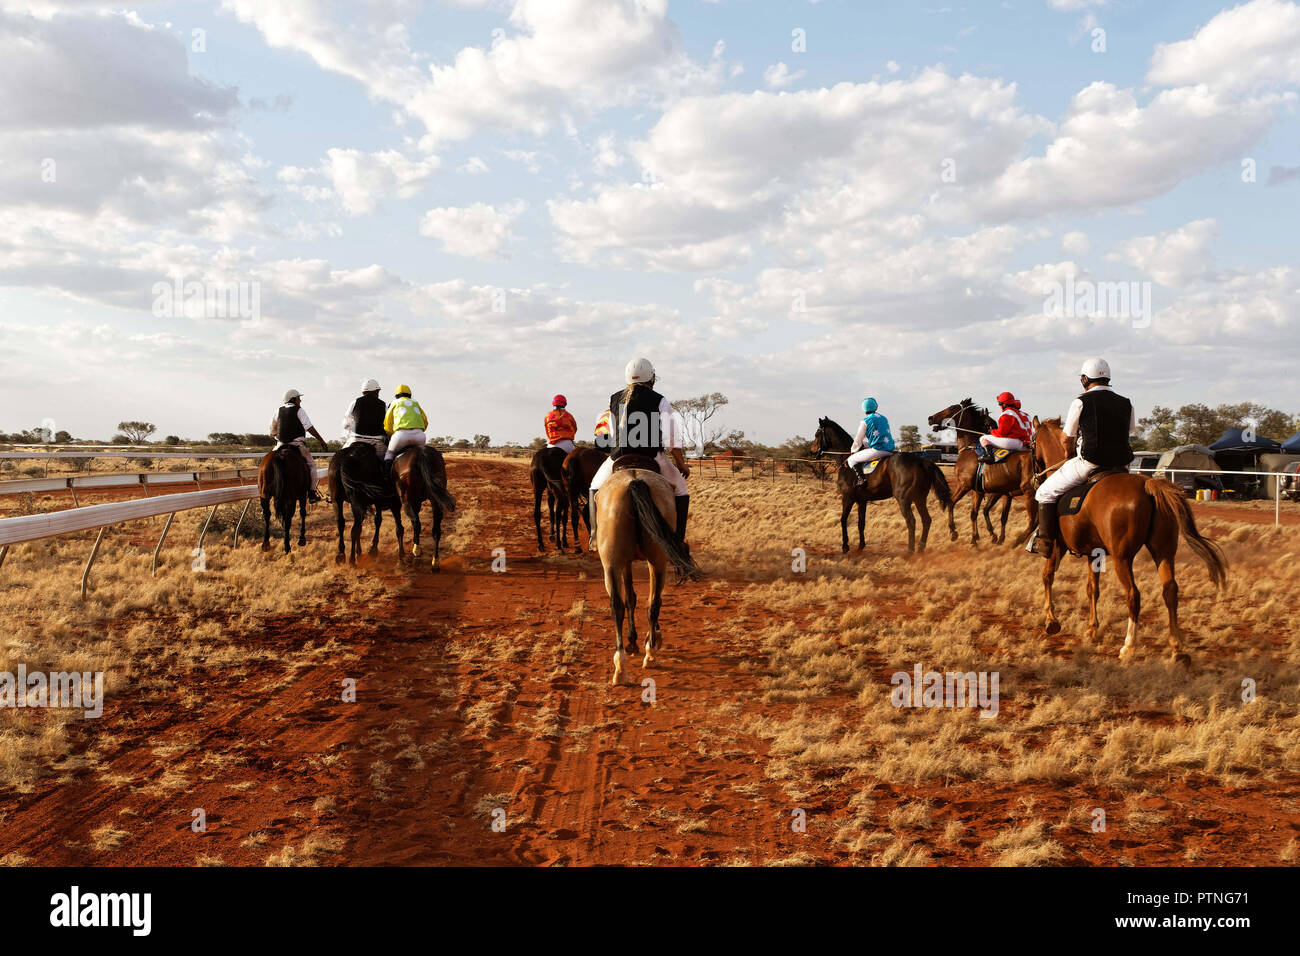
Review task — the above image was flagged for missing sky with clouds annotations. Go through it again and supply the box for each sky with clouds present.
[2,0,1298,446]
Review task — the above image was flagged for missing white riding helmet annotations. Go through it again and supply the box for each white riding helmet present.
[283,388,303,403]
[625,357,656,385]
[1079,358,1111,380]
[361,378,380,392]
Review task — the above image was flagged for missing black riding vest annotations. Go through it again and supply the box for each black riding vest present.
[353,393,386,436]
[277,404,305,442]
[609,385,665,458]
[1077,389,1134,468]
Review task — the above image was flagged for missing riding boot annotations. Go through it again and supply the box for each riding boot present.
[674,495,690,546]
[1027,501,1058,556]
[306,462,321,503]
[587,493,599,551]
[382,457,393,482]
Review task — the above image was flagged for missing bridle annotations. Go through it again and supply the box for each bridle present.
[941,400,991,438]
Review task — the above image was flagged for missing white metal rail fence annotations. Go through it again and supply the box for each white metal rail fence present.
[0,467,264,506]
[0,468,327,599]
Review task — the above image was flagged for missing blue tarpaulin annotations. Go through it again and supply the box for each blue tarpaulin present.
[1281,431,1300,454]
[1208,428,1281,453]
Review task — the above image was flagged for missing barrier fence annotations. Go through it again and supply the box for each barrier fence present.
[0,468,326,598]
[0,467,263,505]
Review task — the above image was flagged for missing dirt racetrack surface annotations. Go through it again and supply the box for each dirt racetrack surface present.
[1,457,1298,866]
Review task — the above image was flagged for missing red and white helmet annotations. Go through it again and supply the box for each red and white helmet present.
[996,391,1019,407]
[552,394,567,407]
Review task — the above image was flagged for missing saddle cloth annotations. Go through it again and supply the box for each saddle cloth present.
[989,447,1014,463]
[1058,467,1128,517]
[612,453,660,474]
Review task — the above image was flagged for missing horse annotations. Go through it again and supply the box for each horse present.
[1030,416,1227,663]
[530,446,569,551]
[563,446,609,553]
[928,398,1036,547]
[392,445,457,571]
[257,446,314,554]
[596,458,700,685]
[811,417,953,554]
[327,443,405,566]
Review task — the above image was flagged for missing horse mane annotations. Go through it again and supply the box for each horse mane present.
[822,418,853,443]
[1040,416,1063,428]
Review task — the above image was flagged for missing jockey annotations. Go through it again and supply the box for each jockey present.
[1026,358,1136,557]
[977,392,1032,461]
[593,408,612,450]
[270,389,328,503]
[587,357,691,552]
[383,384,429,474]
[342,378,388,457]
[846,397,895,482]
[544,395,578,454]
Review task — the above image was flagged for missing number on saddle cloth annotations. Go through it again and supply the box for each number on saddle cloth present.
[991,447,1013,463]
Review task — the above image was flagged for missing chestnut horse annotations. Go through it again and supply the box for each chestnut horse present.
[530,446,569,551]
[564,446,609,553]
[392,445,456,571]
[928,398,1036,547]
[810,417,953,554]
[1030,417,1227,663]
[596,460,700,685]
[327,443,404,565]
[257,447,314,554]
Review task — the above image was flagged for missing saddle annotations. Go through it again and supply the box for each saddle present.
[975,447,1021,491]
[612,453,660,474]
[1058,467,1128,517]
[854,458,884,477]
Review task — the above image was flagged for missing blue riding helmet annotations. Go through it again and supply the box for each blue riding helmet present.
[862,397,878,415]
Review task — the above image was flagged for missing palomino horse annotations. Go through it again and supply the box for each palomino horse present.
[392,446,456,571]
[597,458,700,685]
[810,418,953,553]
[258,447,314,554]
[327,443,404,565]
[1031,417,1227,663]
[928,398,1036,547]
[530,446,569,551]
[563,446,609,553]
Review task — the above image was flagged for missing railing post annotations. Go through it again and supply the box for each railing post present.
[0,544,8,571]
[232,499,251,546]
[197,505,217,552]
[152,512,175,577]
[81,525,108,599]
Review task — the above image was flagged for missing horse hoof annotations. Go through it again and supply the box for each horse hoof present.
[369,547,379,556]
[335,554,345,565]
[431,562,440,573]
[1172,652,1191,668]
[261,543,270,552]
[1045,621,1061,636]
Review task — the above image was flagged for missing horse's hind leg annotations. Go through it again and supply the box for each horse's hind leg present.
[896,497,917,553]
[981,496,998,539]
[1042,547,1064,635]
[840,497,852,553]
[261,497,272,552]
[606,564,631,685]
[430,503,443,572]
[1114,557,1141,662]
[622,566,639,656]
[334,497,346,564]
[915,496,932,552]
[371,507,382,555]
[857,499,867,552]
[1086,563,1101,644]
[645,560,664,668]
[533,482,546,551]
[391,505,406,567]
[970,491,983,545]
[996,496,1012,545]
[298,497,308,547]
[407,502,422,563]
[948,486,966,541]
[1154,551,1186,664]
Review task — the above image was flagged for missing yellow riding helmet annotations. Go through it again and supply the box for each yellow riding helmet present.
[395,384,412,398]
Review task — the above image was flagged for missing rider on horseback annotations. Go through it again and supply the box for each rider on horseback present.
[342,378,388,457]
[270,389,328,503]
[545,395,578,454]
[846,397,895,483]
[587,358,691,552]
[976,391,1031,461]
[383,384,429,477]
[1025,358,1136,556]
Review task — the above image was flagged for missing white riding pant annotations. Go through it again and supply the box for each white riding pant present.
[385,429,426,461]
[547,439,576,454]
[590,451,688,496]
[980,435,1025,452]
[1035,456,1098,504]
[846,447,891,467]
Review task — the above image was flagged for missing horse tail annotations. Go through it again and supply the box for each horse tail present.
[1145,478,1228,588]
[270,451,293,525]
[340,445,389,502]
[628,478,700,578]
[416,446,457,513]
[921,457,953,509]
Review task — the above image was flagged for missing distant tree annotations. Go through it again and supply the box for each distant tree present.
[674,393,729,454]
[428,435,453,448]
[117,421,156,444]
[1138,405,1177,450]
[207,432,241,445]
[54,430,73,444]
[110,434,131,445]
[898,425,921,451]
[164,435,181,446]
[240,433,275,448]
[473,434,491,450]
[528,436,547,451]
[453,438,471,449]
[718,429,752,454]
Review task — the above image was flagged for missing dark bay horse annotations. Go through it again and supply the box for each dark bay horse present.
[392,445,456,571]
[929,398,1036,547]
[563,446,609,553]
[596,462,700,685]
[810,417,953,554]
[327,443,404,565]
[530,446,569,551]
[1031,417,1227,663]
[258,447,313,553]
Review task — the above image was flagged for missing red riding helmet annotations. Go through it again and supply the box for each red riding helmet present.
[996,391,1020,408]
[552,394,567,407]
